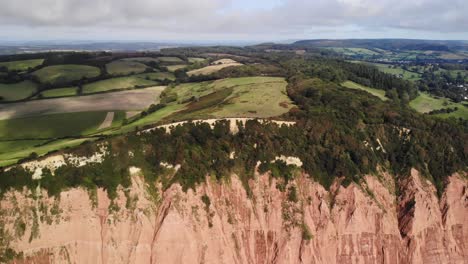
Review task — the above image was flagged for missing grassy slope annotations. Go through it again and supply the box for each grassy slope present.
[0,138,95,167]
[326,47,379,56]
[187,62,242,76]
[0,59,44,71]
[167,76,294,119]
[341,81,387,101]
[350,61,422,81]
[106,60,148,75]
[369,63,421,81]
[188,57,206,63]
[41,87,77,98]
[0,81,37,101]
[409,92,467,119]
[121,57,160,63]
[157,57,184,63]
[83,76,158,94]
[0,112,108,139]
[166,65,187,72]
[135,72,175,81]
[212,77,294,118]
[109,77,294,134]
[33,65,101,84]
[0,110,126,165]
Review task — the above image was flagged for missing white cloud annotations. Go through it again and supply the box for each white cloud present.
[0,0,466,41]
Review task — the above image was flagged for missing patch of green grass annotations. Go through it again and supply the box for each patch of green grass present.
[166,65,187,72]
[368,63,421,81]
[212,77,294,118]
[342,81,387,101]
[409,92,467,119]
[326,47,379,56]
[33,65,101,85]
[83,76,158,94]
[0,81,37,101]
[174,88,234,120]
[105,77,294,134]
[135,72,175,81]
[121,57,159,63]
[0,112,108,140]
[188,57,206,63]
[118,104,187,133]
[106,60,148,75]
[157,57,184,63]
[0,140,46,157]
[0,59,44,71]
[40,87,77,98]
[166,76,294,119]
[0,138,95,167]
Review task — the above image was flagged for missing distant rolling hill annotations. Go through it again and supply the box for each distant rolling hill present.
[291,39,468,52]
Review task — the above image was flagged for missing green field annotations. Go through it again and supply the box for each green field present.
[40,87,77,98]
[83,76,159,94]
[117,104,187,134]
[188,57,206,63]
[166,65,187,72]
[135,72,175,81]
[0,112,109,139]
[121,57,159,63]
[33,64,101,85]
[326,47,380,56]
[0,59,44,71]
[106,60,148,75]
[164,76,294,119]
[157,57,184,63]
[0,80,37,101]
[111,76,295,134]
[341,81,387,101]
[0,111,126,166]
[409,92,467,119]
[0,138,95,167]
[353,62,421,81]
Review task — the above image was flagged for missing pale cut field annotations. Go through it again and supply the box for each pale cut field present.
[0,86,165,120]
[187,59,242,76]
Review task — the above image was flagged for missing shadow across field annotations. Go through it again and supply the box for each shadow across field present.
[0,86,165,120]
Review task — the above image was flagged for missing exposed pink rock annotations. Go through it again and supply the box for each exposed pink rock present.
[2,169,467,264]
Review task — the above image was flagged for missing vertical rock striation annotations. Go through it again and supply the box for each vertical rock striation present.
[2,169,466,264]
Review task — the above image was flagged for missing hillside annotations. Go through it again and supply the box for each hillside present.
[0,45,466,263]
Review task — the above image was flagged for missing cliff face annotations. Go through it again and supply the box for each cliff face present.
[1,169,467,264]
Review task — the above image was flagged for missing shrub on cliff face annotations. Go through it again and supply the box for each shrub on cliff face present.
[301,223,313,241]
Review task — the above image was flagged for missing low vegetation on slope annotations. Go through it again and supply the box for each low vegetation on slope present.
[0,111,126,165]
[39,87,77,98]
[106,60,148,75]
[0,87,164,120]
[0,112,108,139]
[341,81,387,101]
[32,65,101,85]
[409,92,468,119]
[82,76,158,94]
[187,59,242,76]
[0,81,37,101]
[0,59,44,71]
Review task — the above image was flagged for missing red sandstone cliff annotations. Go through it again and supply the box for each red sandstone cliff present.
[1,169,466,264]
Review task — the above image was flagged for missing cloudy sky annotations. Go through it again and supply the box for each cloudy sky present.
[0,0,467,43]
